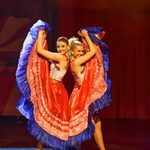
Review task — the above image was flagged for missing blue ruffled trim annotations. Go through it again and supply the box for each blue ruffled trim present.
[27,114,88,150]
[16,20,51,119]
[16,96,33,119]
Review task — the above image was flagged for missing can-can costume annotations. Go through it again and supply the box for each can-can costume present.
[16,20,111,150]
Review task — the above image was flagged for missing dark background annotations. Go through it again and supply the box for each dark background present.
[0,0,150,119]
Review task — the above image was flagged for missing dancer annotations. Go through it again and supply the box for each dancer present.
[68,28,111,150]
[16,20,70,150]
[35,29,70,150]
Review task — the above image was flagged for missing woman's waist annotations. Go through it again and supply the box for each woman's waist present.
[50,77,63,83]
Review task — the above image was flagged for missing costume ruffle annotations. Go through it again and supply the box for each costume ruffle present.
[16,20,51,119]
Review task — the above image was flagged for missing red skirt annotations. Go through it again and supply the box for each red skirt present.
[69,42,107,136]
[27,41,70,140]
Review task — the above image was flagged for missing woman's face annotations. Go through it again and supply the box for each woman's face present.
[57,41,68,55]
[72,45,84,58]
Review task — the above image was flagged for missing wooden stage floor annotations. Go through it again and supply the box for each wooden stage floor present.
[0,117,150,150]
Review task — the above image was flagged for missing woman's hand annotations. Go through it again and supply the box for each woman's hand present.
[78,29,88,37]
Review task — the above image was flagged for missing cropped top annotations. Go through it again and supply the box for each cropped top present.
[50,62,67,82]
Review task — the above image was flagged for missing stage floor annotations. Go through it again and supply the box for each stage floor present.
[0,117,150,150]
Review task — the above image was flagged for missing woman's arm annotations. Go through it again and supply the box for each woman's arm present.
[37,30,62,62]
[76,30,96,65]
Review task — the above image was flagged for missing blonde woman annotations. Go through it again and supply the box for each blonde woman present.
[68,28,111,150]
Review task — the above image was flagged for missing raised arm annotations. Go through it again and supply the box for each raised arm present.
[37,30,62,62]
[76,30,96,65]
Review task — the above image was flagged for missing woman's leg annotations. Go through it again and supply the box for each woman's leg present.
[93,115,106,150]
[37,142,43,150]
